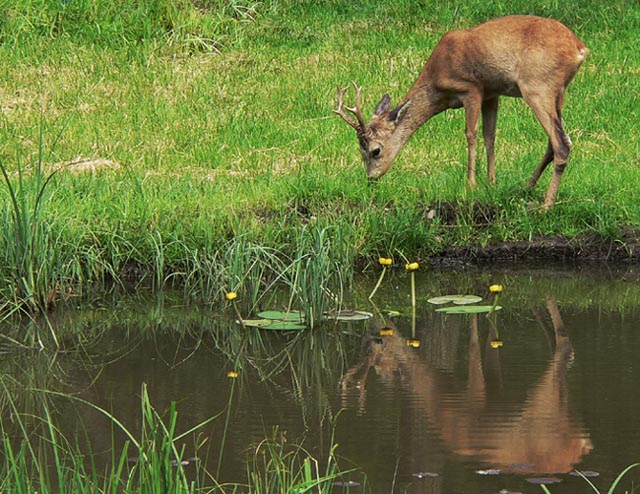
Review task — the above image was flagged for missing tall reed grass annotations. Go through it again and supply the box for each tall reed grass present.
[0,380,353,494]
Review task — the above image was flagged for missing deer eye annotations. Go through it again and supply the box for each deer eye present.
[371,147,381,158]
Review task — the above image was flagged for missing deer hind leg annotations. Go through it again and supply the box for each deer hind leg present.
[481,97,499,185]
[523,89,572,209]
[527,140,554,189]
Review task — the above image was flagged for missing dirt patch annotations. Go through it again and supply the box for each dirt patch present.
[429,229,640,269]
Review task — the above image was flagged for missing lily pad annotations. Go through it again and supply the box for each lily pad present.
[238,318,306,331]
[412,472,439,478]
[334,480,361,487]
[570,470,600,477]
[257,310,304,322]
[428,294,483,305]
[262,321,306,331]
[436,305,502,314]
[525,477,562,485]
[475,469,501,475]
[332,310,373,321]
[236,319,274,328]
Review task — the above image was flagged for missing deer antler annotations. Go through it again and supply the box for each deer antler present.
[333,82,367,132]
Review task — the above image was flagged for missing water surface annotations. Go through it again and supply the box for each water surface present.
[2,264,640,493]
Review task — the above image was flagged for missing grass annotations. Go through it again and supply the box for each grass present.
[1,0,639,311]
[0,378,349,494]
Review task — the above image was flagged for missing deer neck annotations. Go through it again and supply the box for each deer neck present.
[389,83,442,153]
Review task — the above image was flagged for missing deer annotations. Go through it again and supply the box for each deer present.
[334,15,588,210]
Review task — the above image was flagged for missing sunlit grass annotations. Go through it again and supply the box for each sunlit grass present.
[1,0,639,312]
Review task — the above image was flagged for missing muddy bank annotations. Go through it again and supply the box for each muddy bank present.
[429,230,640,269]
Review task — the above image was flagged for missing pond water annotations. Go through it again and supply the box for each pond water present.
[2,263,640,493]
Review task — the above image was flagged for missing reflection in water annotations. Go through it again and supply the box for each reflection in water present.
[341,297,592,475]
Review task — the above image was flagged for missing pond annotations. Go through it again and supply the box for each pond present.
[2,263,640,493]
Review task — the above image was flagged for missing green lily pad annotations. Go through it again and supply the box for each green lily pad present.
[436,305,502,314]
[261,321,306,331]
[332,310,373,321]
[428,294,483,305]
[236,319,273,328]
[257,310,304,322]
[237,319,306,331]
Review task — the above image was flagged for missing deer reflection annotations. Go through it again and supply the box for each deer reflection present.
[341,297,592,474]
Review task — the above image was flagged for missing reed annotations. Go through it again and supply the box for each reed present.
[245,427,346,494]
[0,156,61,315]
[540,464,640,494]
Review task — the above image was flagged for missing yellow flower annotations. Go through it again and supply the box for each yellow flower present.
[379,327,394,336]
[489,284,503,293]
[379,257,393,266]
[406,338,421,348]
[227,371,239,378]
[405,262,419,271]
[490,340,504,349]
[225,291,238,301]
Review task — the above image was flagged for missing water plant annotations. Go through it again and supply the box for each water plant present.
[405,262,419,309]
[369,257,392,300]
[539,463,640,494]
[245,426,348,494]
[0,154,59,315]
[0,383,218,494]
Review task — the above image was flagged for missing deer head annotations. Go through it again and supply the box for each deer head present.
[333,83,411,179]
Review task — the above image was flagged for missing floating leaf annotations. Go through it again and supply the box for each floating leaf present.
[428,294,482,305]
[257,310,304,322]
[332,310,373,321]
[334,480,361,487]
[237,319,273,328]
[525,477,562,485]
[413,472,439,478]
[428,295,462,305]
[262,321,306,331]
[570,470,600,477]
[476,469,501,475]
[436,305,502,314]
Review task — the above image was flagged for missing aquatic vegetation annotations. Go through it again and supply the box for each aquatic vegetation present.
[0,383,218,494]
[369,257,392,300]
[539,463,640,494]
[427,294,483,305]
[245,426,348,494]
[239,310,306,331]
[431,285,505,314]
[0,155,60,316]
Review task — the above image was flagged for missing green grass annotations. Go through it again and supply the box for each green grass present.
[0,379,348,494]
[1,0,639,310]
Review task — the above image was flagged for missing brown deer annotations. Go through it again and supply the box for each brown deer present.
[334,15,588,210]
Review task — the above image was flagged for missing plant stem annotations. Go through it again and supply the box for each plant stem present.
[368,266,387,300]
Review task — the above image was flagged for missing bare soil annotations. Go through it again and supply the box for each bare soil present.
[429,229,640,269]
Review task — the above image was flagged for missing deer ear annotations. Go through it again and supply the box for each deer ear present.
[389,100,411,124]
[374,94,391,115]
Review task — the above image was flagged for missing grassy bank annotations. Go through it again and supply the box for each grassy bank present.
[1,0,639,309]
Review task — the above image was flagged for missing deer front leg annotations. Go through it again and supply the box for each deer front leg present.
[463,92,483,188]
[482,98,499,185]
